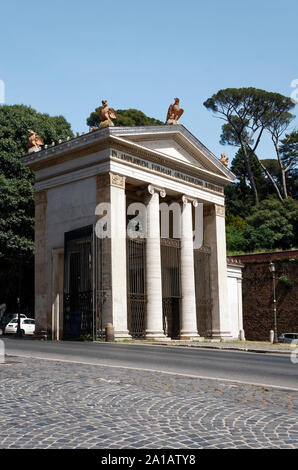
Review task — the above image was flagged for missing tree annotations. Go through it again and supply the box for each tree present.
[225,149,276,218]
[0,104,73,312]
[265,112,296,199]
[243,198,298,251]
[203,88,295,204]
[279,130,298,199]
[87,107,163,128]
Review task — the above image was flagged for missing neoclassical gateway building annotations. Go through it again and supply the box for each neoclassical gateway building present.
[22,124,244,341]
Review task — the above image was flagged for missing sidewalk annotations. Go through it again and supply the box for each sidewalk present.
[118,339,295,355]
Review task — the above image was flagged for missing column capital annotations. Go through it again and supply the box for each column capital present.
[181,195,198,207]
[96,172,126,190]
[35,190,47,205]
[215,204,225,217]
[203,204,225,217]
[147,184,166,198]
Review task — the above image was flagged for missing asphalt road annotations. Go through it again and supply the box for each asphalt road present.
[2,338,298,390]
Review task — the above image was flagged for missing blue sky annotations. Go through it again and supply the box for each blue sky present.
[0,0,297,162]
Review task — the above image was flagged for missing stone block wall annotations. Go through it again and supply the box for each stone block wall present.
[228,251,298,341]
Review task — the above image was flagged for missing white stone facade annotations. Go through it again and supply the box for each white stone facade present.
[22,125,243,341]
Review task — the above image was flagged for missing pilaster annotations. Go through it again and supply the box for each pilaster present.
[34,190,48,334]
[96,172,130,339]
[203,204,232,339]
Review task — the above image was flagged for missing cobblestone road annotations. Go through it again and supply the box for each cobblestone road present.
[0,357,297,449]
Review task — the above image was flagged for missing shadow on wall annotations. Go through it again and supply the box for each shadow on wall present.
[240,257,297,341]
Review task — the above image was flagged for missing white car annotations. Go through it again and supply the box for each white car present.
[278,332,298,344]
[5,318,35,335]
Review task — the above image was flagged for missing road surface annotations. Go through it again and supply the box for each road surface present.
[2,338,298,390]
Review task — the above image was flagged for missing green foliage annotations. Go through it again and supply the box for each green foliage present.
[225,149,277,218]
[280,130,298,199]
[226,225,246,252]
[204,87,296,204]
[278,274,294,289]
[0,175,34,259]
[86,107,163,128]
[243,198,298,251]
[0,104,73,311]
[225,213,245,231]
[0,105,73,259]
[226,191,298,253]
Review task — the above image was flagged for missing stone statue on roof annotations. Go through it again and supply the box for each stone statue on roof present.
[220,153,229,167]
[166,98,184,125]
[28,129,44,153]
[99,100,118,128]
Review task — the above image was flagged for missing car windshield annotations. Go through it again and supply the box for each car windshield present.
[23,320,35,324]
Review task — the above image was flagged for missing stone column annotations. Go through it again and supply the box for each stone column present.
[203,204,232,339]
[145,185,168,339]
[180,195,200,340]
[237,276,244,336]
[96,172,131,339]
[34,190,48,335]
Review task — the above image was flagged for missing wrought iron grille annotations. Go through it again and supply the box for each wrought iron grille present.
[93,236,105,339]
[127,238,146,337]
[63,226,93,340]
[161,238,181,339]
[194,246,212,337]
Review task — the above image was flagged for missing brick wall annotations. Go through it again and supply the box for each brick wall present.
[227,252,298,341]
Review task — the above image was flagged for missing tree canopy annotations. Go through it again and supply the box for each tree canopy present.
[86,107,163,128]
[204,87,296,204]
[0,104,73,312]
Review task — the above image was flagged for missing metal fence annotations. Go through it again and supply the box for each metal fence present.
[63,226,93,340]
[161,238,181,339]
[127,238,146,337]
[194,246,212,337]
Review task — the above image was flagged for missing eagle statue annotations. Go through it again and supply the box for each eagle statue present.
[166,98,184,124]
[28,129,44,153]
[99,100,118,128]
[220,153,229,167]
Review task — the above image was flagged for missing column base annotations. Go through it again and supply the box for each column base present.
[180,331,201,341]
[113,331,132,341]
[211,330,234,341]
[144,330,171,341]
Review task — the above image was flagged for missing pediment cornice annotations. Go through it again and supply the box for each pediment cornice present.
[21,124,235,183]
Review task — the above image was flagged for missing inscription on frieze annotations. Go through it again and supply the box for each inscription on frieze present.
[111,149,224,194]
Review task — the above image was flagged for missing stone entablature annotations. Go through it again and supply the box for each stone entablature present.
[22,125,235,182]
[111,149,224,195]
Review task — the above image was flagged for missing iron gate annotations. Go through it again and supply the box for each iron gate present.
[194,246,212,337]
[161,238,181,339]
[63,226,93,339]
[127,238,146,337]
[63,225,105,340]
[93,236,105,339]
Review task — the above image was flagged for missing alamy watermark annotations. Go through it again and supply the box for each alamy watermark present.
[290,339,298,364]
[95,201,204,249]
[0,80,5,104]
[290,79,298,104]
[0,340,5,363]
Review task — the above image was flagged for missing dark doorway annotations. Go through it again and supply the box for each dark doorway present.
[63,226,93,340]
[127,238,146,337]
[194,246,212,337]
[161,238,181,339]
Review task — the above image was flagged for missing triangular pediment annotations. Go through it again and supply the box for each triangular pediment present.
[22,124,235,184]
[123,137,205,168]
[111,125,235,182]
